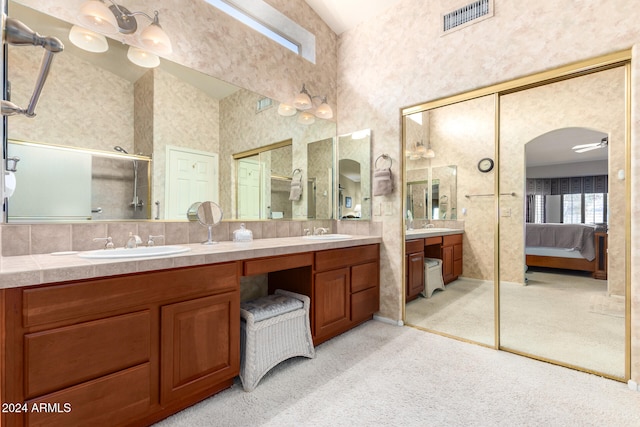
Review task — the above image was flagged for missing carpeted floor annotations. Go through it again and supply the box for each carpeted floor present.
[154,320,640,427]
[405,268,625,378]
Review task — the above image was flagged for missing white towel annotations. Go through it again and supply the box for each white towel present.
[289,180,302,201]
[373,167,393,196]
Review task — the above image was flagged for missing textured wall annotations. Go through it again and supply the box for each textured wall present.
[336,0,640,380]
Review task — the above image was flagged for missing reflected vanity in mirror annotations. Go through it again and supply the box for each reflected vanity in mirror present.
[337,129,371,220]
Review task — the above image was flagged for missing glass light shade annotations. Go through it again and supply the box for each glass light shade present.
[127,46,160,68]
[69,25,109,53]
[425,148,436,158]
[78,0,118,34]
[297,111,315,125]
[139,23,172,55]
[277,103,297,117]
[293,91,312,110]
[315,101,333,119]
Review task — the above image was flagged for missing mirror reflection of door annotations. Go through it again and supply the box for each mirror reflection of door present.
[499,66,626,379]
[237,156,261,219]
[403,95,496,347]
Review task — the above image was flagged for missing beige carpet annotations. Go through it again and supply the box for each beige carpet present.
[405,268,625,378]
[154,320,640,427]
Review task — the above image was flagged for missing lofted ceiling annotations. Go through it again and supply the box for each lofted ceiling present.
[304,0,402,35]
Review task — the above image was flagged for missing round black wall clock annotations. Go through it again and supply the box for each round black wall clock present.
[477,158,494,173]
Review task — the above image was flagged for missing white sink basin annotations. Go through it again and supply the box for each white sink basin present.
[302,234,352,240]
[78,245,191,259]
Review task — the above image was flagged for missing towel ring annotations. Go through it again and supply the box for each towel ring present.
[375,154,392,169]
[292,168,303,182]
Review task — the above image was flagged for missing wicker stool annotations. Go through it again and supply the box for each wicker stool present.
[239,289,315,392]
[422,257,445,298]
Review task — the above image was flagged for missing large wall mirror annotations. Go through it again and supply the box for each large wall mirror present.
[4,1,337,223]
[403,53,629,381]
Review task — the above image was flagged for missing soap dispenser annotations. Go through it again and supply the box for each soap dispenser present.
[232,223,253,242]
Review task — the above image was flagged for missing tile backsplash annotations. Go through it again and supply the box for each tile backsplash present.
[0,220,382,257]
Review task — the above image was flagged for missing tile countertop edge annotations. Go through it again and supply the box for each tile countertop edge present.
[0,235,382,289]
[404,230,464,240]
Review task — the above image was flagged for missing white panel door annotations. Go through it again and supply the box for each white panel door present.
[237,158,261,219]
[166,146,218,220]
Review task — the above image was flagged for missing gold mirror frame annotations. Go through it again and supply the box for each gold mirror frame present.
[401,49,631,381]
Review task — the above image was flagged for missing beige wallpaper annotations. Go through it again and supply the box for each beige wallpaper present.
[336,0,640,380]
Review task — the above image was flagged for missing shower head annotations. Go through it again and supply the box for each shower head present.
[114,146,128,154]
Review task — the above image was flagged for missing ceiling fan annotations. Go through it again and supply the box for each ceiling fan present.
[572,137,608,153]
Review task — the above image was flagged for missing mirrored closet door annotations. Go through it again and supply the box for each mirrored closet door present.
[498,65,627,379]
[403,95,496,347]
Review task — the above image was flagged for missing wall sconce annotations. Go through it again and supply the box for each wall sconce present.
[70,0,172,68]
[277,83,333,124]
[406,140,435,160]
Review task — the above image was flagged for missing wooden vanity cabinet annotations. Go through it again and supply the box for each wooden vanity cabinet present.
[313,244,380,345]
[405,239,425,301]
[1,262,240,427]
[442,234,463,283]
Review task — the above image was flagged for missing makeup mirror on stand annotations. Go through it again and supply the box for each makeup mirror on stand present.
[196,201,223,244]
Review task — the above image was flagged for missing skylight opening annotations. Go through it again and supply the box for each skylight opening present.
[206,0,316,63]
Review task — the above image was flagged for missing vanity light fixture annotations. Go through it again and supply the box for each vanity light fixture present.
[406,140,435,160]
[126,46,160,68]
[68,25,108,53]
[278,83,333,124]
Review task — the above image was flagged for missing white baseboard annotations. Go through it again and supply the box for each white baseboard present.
[373,314,404,326]
[628,379,639,392]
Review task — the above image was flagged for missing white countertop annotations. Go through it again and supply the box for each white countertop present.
[405,228,464,240]
[0,235,382,290]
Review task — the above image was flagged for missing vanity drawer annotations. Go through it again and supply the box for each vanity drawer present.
[244,252,313,276]
[26,363,152,427]
[24,311,151,399]
[351,286,379,323]
[405,239,424,254]
[443,234,462,246]
[315,244,379,272]
[23,263,238,327]
[425,236,443,246]
[351,261,379,293]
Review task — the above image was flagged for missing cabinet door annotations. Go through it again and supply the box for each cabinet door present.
[161,292,240,404]
[442,245,454,283]
[406,252,424,300]
[314,268,351,340]
[453,243,463,278]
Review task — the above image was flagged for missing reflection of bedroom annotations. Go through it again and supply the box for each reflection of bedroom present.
[525,127,609,283]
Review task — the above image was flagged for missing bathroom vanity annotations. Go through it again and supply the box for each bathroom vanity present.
[0,237,380,427]
[405,229,464,301]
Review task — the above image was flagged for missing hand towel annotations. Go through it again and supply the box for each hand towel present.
[373,167,393,196]
[289,180,302,201]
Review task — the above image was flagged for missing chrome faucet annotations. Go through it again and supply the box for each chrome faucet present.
[147,234,164,246]
[303,228,312,236]
[126,232,143,248]
[313,227,329,235]
[425,223,435,229]
[92,236,114,249]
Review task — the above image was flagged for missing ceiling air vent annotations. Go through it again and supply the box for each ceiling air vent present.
[442,0,493,33]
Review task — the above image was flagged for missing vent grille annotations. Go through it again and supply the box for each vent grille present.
[443,0,491,32]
